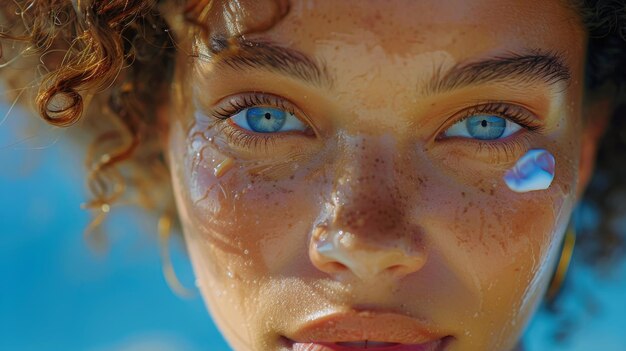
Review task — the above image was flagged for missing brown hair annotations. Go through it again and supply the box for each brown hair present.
[0,0,180,239]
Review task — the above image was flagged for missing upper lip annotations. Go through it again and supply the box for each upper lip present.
[286,310,450,344]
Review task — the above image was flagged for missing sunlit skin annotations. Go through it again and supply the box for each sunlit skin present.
[158,1,604,350]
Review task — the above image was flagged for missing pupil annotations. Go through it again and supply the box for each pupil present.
[481,119,488,127]
[264,113,272,120]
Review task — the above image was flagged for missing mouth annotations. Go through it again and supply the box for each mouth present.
[282,311,454,351]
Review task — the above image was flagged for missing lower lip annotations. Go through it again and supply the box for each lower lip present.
[291,340,445,351]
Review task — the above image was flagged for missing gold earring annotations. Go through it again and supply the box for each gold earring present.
[158,213,194,298]
[546,225,576,301]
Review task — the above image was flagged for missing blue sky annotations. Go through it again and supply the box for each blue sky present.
[1,100,625,351]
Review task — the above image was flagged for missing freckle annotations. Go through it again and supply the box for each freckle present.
[461,192,466,197]
[214,157,234,178]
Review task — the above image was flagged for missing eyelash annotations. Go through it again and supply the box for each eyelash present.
[208,93,310,150]
[212,93,297,120]
[437,101,544,159]
[208,95,544,157]
[450,102,544,134]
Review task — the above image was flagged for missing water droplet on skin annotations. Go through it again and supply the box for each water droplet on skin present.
[191,139,203,151]
[214,157,235,178]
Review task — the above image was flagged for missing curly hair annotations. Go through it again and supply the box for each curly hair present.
[1,0,625,261]
[575,0,626,267]
[0,0,180,240]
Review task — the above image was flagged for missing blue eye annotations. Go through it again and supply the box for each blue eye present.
[230,107,308,133]
[444,115,522,140]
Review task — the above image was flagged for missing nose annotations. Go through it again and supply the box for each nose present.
[309,134,427,281]
[309,227,427,280]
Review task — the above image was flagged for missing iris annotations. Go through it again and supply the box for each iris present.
[246,107,286,133]
[466,115,506,140]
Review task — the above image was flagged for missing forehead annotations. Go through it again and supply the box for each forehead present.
[191,1,588,133]
[246,0,585,60]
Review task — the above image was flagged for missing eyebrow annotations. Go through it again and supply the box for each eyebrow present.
[200,37,334,89]
[423,51,571,95]
[198,38,570,95]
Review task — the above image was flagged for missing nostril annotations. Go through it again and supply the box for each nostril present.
[309,236,350,274]
[386,264,415,277]
[311,256,350,275]
[387,264,405,272]
[325,261,349,272]
[397,253,427,272]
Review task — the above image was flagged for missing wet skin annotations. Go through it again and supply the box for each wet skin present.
[160,1,598,350]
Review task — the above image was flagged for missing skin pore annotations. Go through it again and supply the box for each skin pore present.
[159,1,600,350]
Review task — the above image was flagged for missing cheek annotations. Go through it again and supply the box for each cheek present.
[174,121,323,282]
[411,141,577,340]
[424,135,577,266]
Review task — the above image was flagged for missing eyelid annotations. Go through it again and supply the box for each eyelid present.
[201,92,318,154]
[436,101,544,140]
[210,92,318,135]
[212,93,296,119]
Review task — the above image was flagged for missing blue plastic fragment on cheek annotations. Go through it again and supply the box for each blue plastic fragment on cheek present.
[504,149,556,193]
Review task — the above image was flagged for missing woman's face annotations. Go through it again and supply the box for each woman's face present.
[163,1,591,350]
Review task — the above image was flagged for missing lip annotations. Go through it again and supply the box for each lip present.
[289,341,449,351]
[285,311,453,351]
